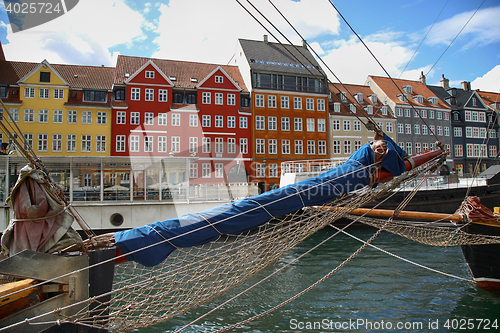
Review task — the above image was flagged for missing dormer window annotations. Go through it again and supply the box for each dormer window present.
[114,89,125,101]
[145,71,155,78]
[191,78,198,83]
[413,95,424,104]
[402,85,412,94]
[124,73,130,78]
[380,106,388,116]
[349,104,356,113]
[340,91,347,102]
[365,105,373,114]
[333,102,340,112]
[215,76,223,83]
[355,93,363,104]
[397,94,409,103]
[170,76,177,81]
[427,96,438,105]
[173,92,183,104]
[369,94,377,104]
[0,86,8,98]
[186,94,196,104]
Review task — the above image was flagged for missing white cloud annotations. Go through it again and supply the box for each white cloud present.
[425,6,500,50]
[152,0,339,64]
[471,65,500,92]
[2,0,145,65]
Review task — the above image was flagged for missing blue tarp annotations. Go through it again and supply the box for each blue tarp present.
[115,134,406,267]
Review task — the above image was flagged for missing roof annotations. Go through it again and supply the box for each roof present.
[238,38,325,77]
[368,75,451,110]
[0,60,114,90]
[329,82,395,119]
[476,90,500,112]
[114,55,248,91]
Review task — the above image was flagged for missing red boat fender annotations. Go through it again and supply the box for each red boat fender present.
[371,149,445,183]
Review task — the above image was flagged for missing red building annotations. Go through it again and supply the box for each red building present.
[111,55,252,187]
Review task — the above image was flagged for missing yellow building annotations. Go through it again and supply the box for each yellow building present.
[0,59,114,157]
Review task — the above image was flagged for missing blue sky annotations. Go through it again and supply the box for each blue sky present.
[0,0,499,91]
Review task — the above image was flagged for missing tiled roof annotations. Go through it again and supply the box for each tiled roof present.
[114,55,248,91]
[369,75,451,109]
[329,82,395,119]
[0,60,114,90]
[238,38,325,76]
[477,90,500,111]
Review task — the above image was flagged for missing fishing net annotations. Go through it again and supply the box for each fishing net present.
[22,152,445,332]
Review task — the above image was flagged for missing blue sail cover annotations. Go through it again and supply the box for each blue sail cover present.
[115,134,406,267]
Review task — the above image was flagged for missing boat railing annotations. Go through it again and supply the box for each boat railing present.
[280,158,347,175]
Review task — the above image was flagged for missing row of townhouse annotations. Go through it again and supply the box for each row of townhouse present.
[0,37,498,195]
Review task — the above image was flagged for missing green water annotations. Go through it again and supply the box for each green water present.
[139,227,500,332]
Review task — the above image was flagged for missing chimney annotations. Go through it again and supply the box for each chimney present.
[440,74,449,90]
[419,71,426,85]
[461,81,471,91]
[263,35,268,44]
[302,39,307,48]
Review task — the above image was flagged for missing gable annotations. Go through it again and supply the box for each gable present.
[126,60,173,86]
[465,92,488,109]
[19,60,68,86]
[197,66,241,91]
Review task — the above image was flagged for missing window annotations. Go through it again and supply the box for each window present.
[145,89,154,101]
[97,112,107,125]
[332,119,340,131]
[24,109,34,123]
[429,110,435,119]
[240,138,248,154]
[239,117,247,129]
[414,124,420,135]
[344,140,351,154]
[202,163,211,178]
[145,112,154,125]
[256,116,265,130]
[269,164,278,178]
[354,120,361,131]
[115,89,125,100]
[256,139,265,154]
[159,89,168,102]
[281,117,290,131]
[116,135,125,152]
[228,94,235,105]
[228,138,236,153]
[67,134,76,152]
[294,97,302,109]
[479,112,486,122]
[215,115,223,128]
[294,118,302,131]
[307,140,315,155]
[437,111,442,120]
[215,76,223,83]
[130,136,139,152]
[145,71,155,78]
[294,140,303,154]
[306,118,315,132]
[117,111,126,124]
[256,163,265,178]
[256,94,264,107]
[158,113,167,126]
[343,120,351,131]
[437,126,443,136]
[405,109,411,117]
[422,125,428,135]
[202,115,211,127]
[190,163,198,178]
[444,127,450,136]
[268,116,277,130]
[8,108,19,122]
[202,92,211,104]
[332,140,341,154]
[397,123,403,134]
[97,135,106,152]
[158,136,167,152]
[465,111,471,121]
[131,88,140,100]
[268,95,277,108]
[52,134,62,152]
[215,138,223,154]
[227,116,235,128]
[406,142,412,155]
[354,140,362,151]
[171,136,180,153]
[203,137,211,153]
[53,110,63,123]
[215,93,223,105]
[282,139,290,154]
[54,89,64,99]
[190,114,199,127]
[306,98,314,110]
[39,88,49,99]
[38,109,48,123]
[268,139,277,154]
[333,103,340,112]
[189,137,198,154]
[81,135,92,152]
[68,110,77,124]
[281,96,289,109]
[396,108,403,117]
[40,72,50,82]
[318,119,326,132]
[405,124,411,134]
[415,142,421,154]
[38,134,48,151]
[489,145,497,158]
[386,123,393,133]
[82,111,92,124]
[25,87,35,98]
[172,113,180,126]
[317,99,325,111]
[318,141,326,155]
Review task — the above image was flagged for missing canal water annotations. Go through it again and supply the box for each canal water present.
[139,226,500,332]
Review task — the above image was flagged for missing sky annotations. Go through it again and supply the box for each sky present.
[0,0,499,92]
